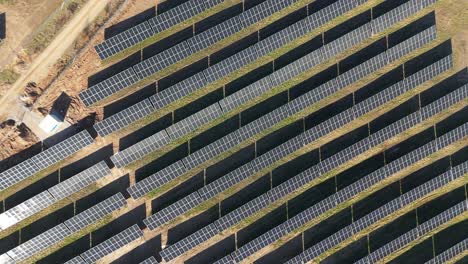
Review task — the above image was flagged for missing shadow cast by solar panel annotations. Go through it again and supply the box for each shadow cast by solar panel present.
[388,11,436,48]
[142,26,193,59]
[195,2,243,34]
[157,0,190,14]
[0,230,18,254]
[186,235,235,264]
[104,7,156,39]
[103,82,156,118]
[118,113,171,151]
[0,141,41,173]
[157,56,209,90]
[0,12,5,40]
[88,52,141,87]
[112,234,162,264]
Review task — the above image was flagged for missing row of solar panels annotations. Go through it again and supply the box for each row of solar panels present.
[353,200,467,264]
[0,192,127,262]
[122,26,443,200]
[0,161,111,231]
[0,130,94,192]
[91,0,436,152]
[94,0,225,59]
[133,52,458,246]
[0,17,442,260]
[211,119,467,263]
[424,238,468,264]
[92,0,372,136]
[107,9,438,170]
[154,81,467,262]
[81,0,307,106]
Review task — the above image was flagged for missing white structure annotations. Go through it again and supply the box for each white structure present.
[39,114,62,134]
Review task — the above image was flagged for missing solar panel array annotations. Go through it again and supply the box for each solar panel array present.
[81,225,143,263]
[83,0,364,110]
[95,1,223,59]
[291,161,467,263]
[356,201,467,263]
[94,99,154,137]
[239,0,297,27]
[371,0,436,33]
[144,191,203,230]
[111,129,171,168]
[64,193,126,233]
[421,84,468,120]
[48,161,111,200]
[424,238,468,264]
[7,224,72,261]
[386,26,437,62]
[64,256,87,264]
[0,190,55,230]
[0,130,94,191]
[166,103,223,140]
[160,223,220,262]
[230,120,462,262]
[122,27,443,202]
[139,256,159,264]
[127,161,187,199]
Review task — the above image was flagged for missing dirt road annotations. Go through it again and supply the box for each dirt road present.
[0,0,111,121]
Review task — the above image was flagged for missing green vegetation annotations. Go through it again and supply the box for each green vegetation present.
[0,68,19,85]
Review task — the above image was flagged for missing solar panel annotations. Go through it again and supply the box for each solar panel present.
[421,84,468,120]
[336,52,388,89]
[0,158,40,192]
[204,45,259,84]
[48,161,111,200]
[302,227,354,261]
[302,108,355,145]
[94,99,155,137]
[270,48,323,87]
[64,193,126,233]
[354,82,406,117]
[133,41,193,79]
[268,165,321,202]
[166,103,223,140]
[79,68,140,106]
[7,224,72,261]
[303,0,366,31]
[213,255,236,264]
[0,190,55,230]
[127,161,187,199]
[111,129,171,168]
[359,201,467,263]
[425,238,468,264]
[219,77,275,112]
[386,26,436,62]
[32,130,94,170]
[81,225,143,263]
[323,24,371,59]
[95,21,154,60]
[369,112,422,148]
[232,223,287,262]
[215,194,270,230]
[183,132,239,170]
[198,162,254,201]
[148,1,206,34]
[436,123,468,150]
[251,135,303,169]
[64,256,87,264]
[187,17,243,54]
[239,0,298,28]
[256,19,309,57]
[144,191,203,230]
[140,256,159,264]
[385,141,437,175]
[400,169,453,206]
[0,254,14,264]
[160,223,219,262]
[237,104,292,141]
[401,55,453,92]
[451,160,468,178]
[371,0,421,33]
[150,72,207,110]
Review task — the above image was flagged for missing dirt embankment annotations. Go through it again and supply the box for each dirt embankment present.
[0,0,158,161]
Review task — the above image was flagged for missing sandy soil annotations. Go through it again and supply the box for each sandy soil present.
[0,0,63,70]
